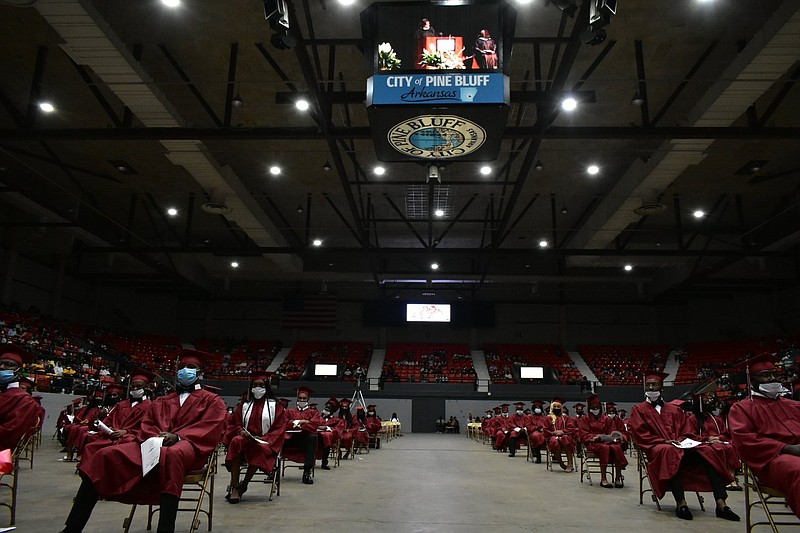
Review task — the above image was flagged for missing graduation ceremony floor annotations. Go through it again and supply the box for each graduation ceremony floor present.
[13,433,747,532]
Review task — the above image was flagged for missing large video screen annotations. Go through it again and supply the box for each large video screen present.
[406,303,451,323]
[520,366,544,379]
[363,301,495,327]
[314,364,339,376]
[364,2,507,72]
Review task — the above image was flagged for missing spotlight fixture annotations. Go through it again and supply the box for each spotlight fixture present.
[231,261,239,268]
[550,0,578,18]
[631,92,645,106]
[587,165,600,175]
[693,210,705,219]
[231,94,244,109]
[322,161,332,172]
[538,240,548,248]
[338,0,356,5]
[161,0,180,7]
[561,97,577,111]
[534,160,544,171]
[167,208,178,216]
[269,165,281,175]
[38,102,55,113]
[431,263,439,270]
[312,239,323,247]
[373,166,386,176]
[623,264,633,272]
[479,166,492,175]
[295,99,310,111]
[434,209,444,217]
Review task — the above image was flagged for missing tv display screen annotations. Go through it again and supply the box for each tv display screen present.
[314,364,339,376]
[406,303,451,323]
[520,366,544,379]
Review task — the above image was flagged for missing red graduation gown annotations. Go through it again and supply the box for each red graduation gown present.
[0,386,41,450]
[73,399,151,454]
[629,400,734,499]
[544,414,576,454]
[365,414,382,435]
[224,399,287,473]
[728,395,800,517]
[685,412,740,474]
[577,413,628,469]
[318,415,345,448]
[283,407,326,463]
[80,388,226,504]
[524,413,547,449]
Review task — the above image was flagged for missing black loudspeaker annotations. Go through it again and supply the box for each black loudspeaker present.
[264,0,289,30]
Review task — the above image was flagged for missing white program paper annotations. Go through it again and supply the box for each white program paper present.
[672,438,703,449]
[141,436,165,476]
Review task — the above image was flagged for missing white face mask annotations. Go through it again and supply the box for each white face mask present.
[607,413,616,419]
[130,388,145,399]
[645,390,661,402]
[515,410,524,416]
[502,412,509,417]
[322,408,330,416]
[251,387,266,399]
[297,400,308,409]
[589,408,600,416]
[758,382,786,399]
[534,408,542,414]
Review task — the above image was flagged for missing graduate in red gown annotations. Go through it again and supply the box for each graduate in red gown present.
[544,398,576,472]
[318,397,344,469]
[728,353,800,518]
[686,392,740,480]
[283,386,324,485]
[17,376,45,431]
[223,372,286,503]
[481,407,499,438]
[77,372,155,459]
[62,349,226,533]
[577,394,627,488]
[0,344,41,451]
[505,402,527,457]
[71,383,124,456]
[365,404,382,435]
[63,389,105,461]
[337,398,368,457]
[492,403,514,451]
[628,372,739,521]
[524,400,548,463]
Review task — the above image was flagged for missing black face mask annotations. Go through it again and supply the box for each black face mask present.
[551,409,562,416]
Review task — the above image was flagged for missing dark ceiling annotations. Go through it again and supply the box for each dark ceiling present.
[0,0,798,305]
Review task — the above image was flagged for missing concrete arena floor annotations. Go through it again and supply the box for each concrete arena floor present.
[10,433,748,533]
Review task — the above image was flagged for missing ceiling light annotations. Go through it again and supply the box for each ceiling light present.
[631,92,645,106]
[561,97,577,111]
[534,160,544,171]
[231,94,244,109]
[538,240,548,248]
[431,263,439,270]
[312,239,322,247]
[322,161,332,172]
[231,261,239,268]
[161,0,180,7]
[693,210,705,219]
[560,205,568,214]
[479,166,491,175]
[338,0,356,5]
[373,166,386,176]
[296,205,304,213]
[587,165,600,175]
[269,166,281,175]
[295,99,310,111]
[167,208,178,216]
[38,102,55,113]
[434,209,444,217]
[624,264,633,272]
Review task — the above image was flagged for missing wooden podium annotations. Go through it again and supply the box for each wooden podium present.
[418,36,464,69]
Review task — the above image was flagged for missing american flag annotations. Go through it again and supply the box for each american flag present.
[281,293,337,329]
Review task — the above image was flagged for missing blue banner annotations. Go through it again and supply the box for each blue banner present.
[368,73,508,105]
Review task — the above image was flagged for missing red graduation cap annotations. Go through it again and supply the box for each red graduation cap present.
[586,394,601,406]
[618,408,627,414]
[551,397,564,405]
[367,404,376,410]
[326,397,340,410]
[178,349,213,366]
[250,371,273,383]
[18,376,34,390]
[91,389,105,399]
[296,386,314,396]
[513,401,525,408]
[531,400,544,407]
[500,403,510,409]
[106,383,124,395]
[339,398,352,408]
[605,401,617,410]
[356,405,365,410]
[492,406,502,413]
[645,371,670,382]
[574,402,586,409]
[669,399,686,407]
[0,344,32,366]
[741,352,778,375]
[130,369,155,384]
[309,403,319,409]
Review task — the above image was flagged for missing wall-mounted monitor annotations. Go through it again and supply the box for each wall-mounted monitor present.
[406,303,451,323]
[314,364,339,377]
[520,366,544,379]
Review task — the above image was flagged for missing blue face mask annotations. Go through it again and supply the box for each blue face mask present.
[0,369,17,384]
[177,367,198,386]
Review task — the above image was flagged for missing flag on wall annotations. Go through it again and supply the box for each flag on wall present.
[281,293,337,329]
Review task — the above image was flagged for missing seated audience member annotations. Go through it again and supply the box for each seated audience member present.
[628,372,739,521]
[728,353,800,518]
[544,398,576,472]
[390,412,400,422]
[577,394,627,488]
[61,349,226,533]
[283,386,324,485]
[0,344,41,450]
[224,372,286,503]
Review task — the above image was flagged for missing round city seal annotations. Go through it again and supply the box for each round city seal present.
[387,115,486,159]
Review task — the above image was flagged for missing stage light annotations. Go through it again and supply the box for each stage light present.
[561,97,577,111]
[161,0,180,7]
[624,264,633,272]
[373,166,386,176]
[434,209,444,217]
[39,102,55,113]
[693,210,705,219]
[167,208,178,216]
[269,166,281,175]
[587,165,599,175]
[295,99,310,111]
[480,166,492,175]
[313,239,323,247]
[431,263,439,270]
[231,261,239,268]
[539,240,548,248]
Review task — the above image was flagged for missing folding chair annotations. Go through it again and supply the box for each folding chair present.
[0,432,35,527]
[743,463,799,533]
[637,447,704,511]
[579,443,613,486]
[123,446,219,533]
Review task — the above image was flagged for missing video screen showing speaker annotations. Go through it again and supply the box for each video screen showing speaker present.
[363,301,494,328]
[406,303,451,323]
[362,1,511,73]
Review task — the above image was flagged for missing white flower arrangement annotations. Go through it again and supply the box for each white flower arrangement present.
[378,42,401,70]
